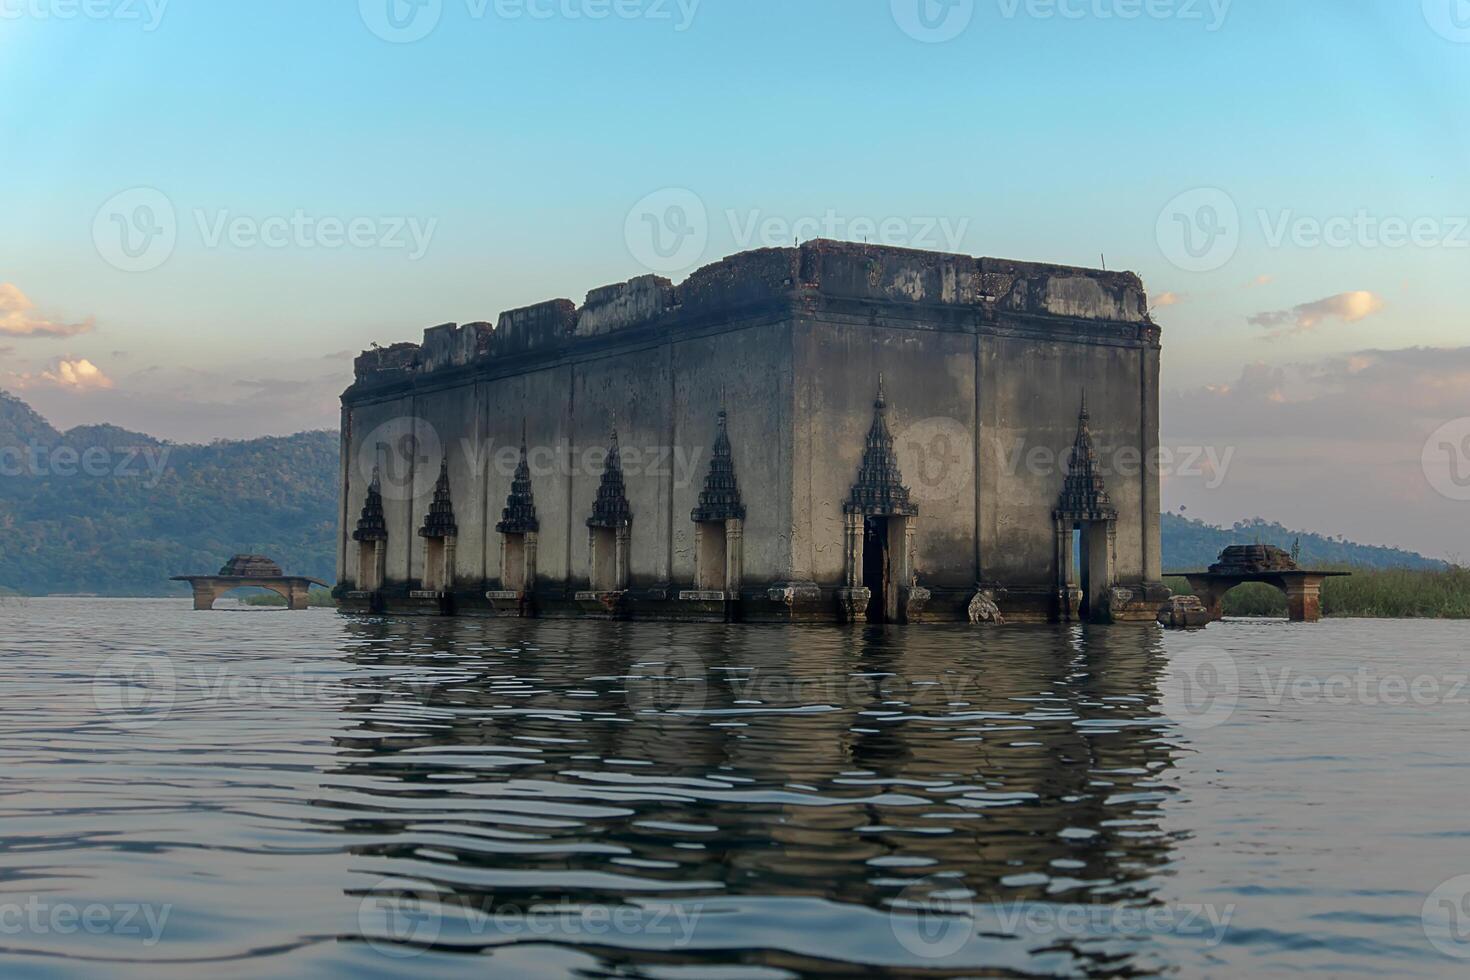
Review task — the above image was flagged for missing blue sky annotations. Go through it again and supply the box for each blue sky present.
[2,0,1469,556]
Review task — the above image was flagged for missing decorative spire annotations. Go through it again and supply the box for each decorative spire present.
[353,467,388,542]
[419,459,459,538]
[844,375,918,517]
[497,423,540,534]
[1055,395,1117,523]
[692,407,746,523]
[587,426,632,529]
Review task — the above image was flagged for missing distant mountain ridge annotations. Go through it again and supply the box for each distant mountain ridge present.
[1161,512,1445,572]
[0,390,337,596]
[0,391,1447,595]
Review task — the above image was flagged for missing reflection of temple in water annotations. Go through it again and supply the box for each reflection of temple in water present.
[323,618,1180,971]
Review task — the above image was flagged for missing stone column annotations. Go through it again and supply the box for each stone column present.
[192,583,216,611]
[524,532,539,594]
[443,538,458,593]
[725,519,744,596]
[1055,521,1075,622]
[614,527,631,591]
[1141,347,1163,583]
[1285,576,1325,623]
[1185,576,1226,622]
[837,512,870,622]
[843,512,864,589]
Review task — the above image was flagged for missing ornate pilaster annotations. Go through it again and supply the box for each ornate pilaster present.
[725,518,744,596]
[691,407,747,599]
[587,426,632,594]
[839,376,920,622]
[495,427,541,608]
[352,468,389,592]
[1054,395,1118,620]
[418,459,459,595]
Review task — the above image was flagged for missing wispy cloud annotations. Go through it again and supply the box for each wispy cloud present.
[1164,346,1470,561]
[0,284,96,339]
[1249,290,1385,338]
[1152,291,1185,309]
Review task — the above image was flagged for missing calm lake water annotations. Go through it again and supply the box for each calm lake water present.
[3,598,1469,978]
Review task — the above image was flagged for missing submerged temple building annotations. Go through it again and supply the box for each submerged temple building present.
[337,240,1167,623]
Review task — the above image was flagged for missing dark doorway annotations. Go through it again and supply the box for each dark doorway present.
[863,516,891,623]
[1074,526,1091,619]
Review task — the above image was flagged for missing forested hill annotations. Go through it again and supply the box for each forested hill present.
[0,391,1447,596]
[1161,512,1446,572]
[0,390,337,596]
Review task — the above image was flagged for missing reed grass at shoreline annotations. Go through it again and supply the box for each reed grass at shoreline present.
[1165,566,1470,620]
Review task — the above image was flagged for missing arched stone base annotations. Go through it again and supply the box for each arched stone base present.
[173,576,328,611]
[1182,572,1340,624]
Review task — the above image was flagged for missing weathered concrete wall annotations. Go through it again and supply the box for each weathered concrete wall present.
[671,322,792,584]
[340,392,426,588]
[411,383,485,584]
[480,365,574,584]
[568,346,674,590]
[339,239,1161,619]
[977,334,1148,587]
[791,317,977,590]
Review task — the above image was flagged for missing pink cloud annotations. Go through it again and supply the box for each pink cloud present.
[0,283,95,339]
[1249,291,1386,338]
